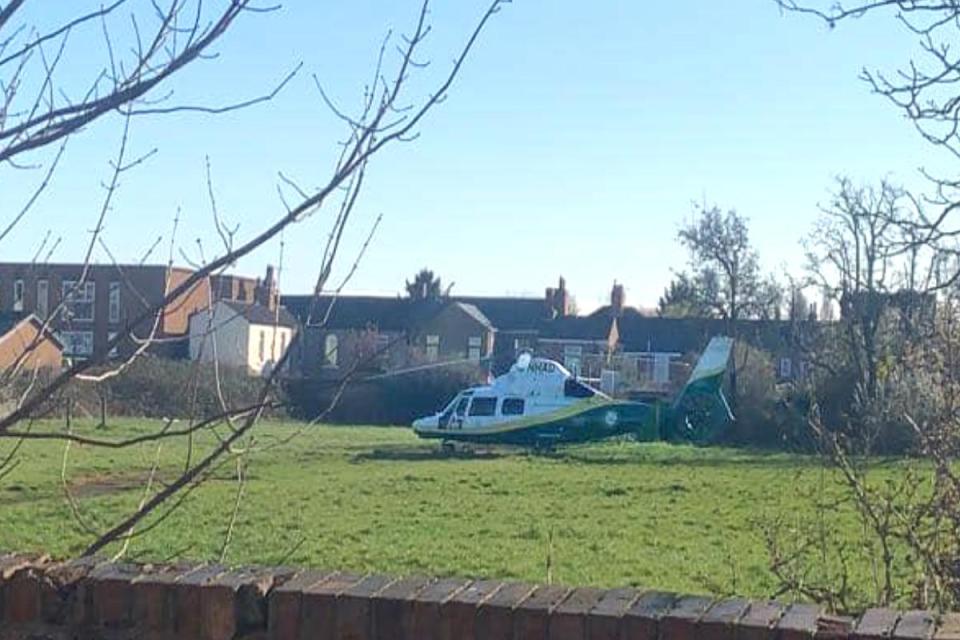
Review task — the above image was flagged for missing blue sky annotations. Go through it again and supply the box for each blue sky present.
[1,1,947,311]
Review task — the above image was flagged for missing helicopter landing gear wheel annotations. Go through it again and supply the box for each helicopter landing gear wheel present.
[532,435,558,455]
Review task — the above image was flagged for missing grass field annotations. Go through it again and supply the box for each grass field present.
[0,419,904,607]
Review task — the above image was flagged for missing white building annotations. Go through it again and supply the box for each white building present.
[188,300,298,376]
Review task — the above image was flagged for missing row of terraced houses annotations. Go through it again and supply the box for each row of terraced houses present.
[0,262,809,398]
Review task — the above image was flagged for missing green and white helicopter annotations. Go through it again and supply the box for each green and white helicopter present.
[412,336,735,450]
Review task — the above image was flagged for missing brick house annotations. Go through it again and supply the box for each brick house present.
[615,314,811,390]
[282,277,813,392]
[535,315,618,378]
[573,284,813,397]
[282,296,497,379]
[281,277,578,379]
[0,312,63,373]
[450,278,571,373]
[0,262,260,361]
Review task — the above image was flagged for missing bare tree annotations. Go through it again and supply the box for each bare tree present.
[0,0,507,559]
[767,2,960,610]
[777,1,960,264]
[766,176,960,609]
[679,205,762,325]
[677,203,783,404]
[800,176,957,446]
[768,298,960,611]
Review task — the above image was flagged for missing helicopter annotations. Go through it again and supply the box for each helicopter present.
[411,335,735,450]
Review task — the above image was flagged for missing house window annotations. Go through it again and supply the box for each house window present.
[36,280,49,318]
[61,281,95,321]
[653,353,671,384]
[468,397,497,417]
[779,357,793,379]
[563,345,582,376]
[59,331,94,357]
[600,369,617,395]
[12,280,24,312]
[324,333,339,367]
[501,398,525,416]
[258,330,266,362]
[108,281,121,323]
[280,332,287,355]
[426,334,440,362]
[468,336,482,362]
[108,331,119,358]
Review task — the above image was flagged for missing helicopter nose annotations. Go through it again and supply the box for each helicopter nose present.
[412,415,437,431]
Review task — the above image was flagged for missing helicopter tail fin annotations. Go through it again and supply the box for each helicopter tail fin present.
[673,336,733,420]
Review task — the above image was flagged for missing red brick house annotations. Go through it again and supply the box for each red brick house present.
[282,296,498,379]
[0,262,263,361]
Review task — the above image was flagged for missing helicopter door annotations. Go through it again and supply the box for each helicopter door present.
[452,396,469,429]
[465,396,497,429]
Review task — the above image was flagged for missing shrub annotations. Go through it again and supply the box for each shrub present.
[11,357,279,421]
[285,363,488,425]
[95,357,274,418]
[722,343,797,447]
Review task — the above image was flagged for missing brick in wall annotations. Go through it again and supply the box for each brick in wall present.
[0,553,958,640]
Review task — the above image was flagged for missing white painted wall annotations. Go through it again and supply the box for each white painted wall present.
[189,301,295,376]
[188,302,249,371]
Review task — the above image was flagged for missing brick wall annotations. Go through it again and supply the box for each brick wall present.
[0,552,954,640]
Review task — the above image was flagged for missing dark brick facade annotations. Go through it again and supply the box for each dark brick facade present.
[0,263,257,360]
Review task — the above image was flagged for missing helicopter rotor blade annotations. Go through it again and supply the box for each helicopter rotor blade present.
[361,355,493,382]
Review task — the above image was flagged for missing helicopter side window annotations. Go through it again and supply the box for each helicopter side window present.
[501,398,525,416]
[564,379,595,398]
[468,397,497,417]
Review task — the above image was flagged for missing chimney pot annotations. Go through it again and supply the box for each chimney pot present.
[611,283,625,318]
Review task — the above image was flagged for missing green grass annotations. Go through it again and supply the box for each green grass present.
[0,419,904,607]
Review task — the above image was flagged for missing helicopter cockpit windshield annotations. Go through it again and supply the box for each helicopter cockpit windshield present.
[438,390,473,428]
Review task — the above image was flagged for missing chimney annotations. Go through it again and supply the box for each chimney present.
[610,282,625,318]
[544,286,556,319]
[255,265,278,311]
[556,276,570,317]
[545,276,570,318]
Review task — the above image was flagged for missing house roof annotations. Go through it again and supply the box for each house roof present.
[615,316,802,354]
[453,302,495,331]
[587,306,651,321]
[0,312,64,349]
[615,316,721,353]
[282,294,539,333]
[450,296,549,331]
[281,295,411,331]
[537,315,614,342]
[221,301,298,328]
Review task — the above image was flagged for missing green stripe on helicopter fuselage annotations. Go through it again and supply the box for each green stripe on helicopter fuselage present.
[415,400,661,446]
